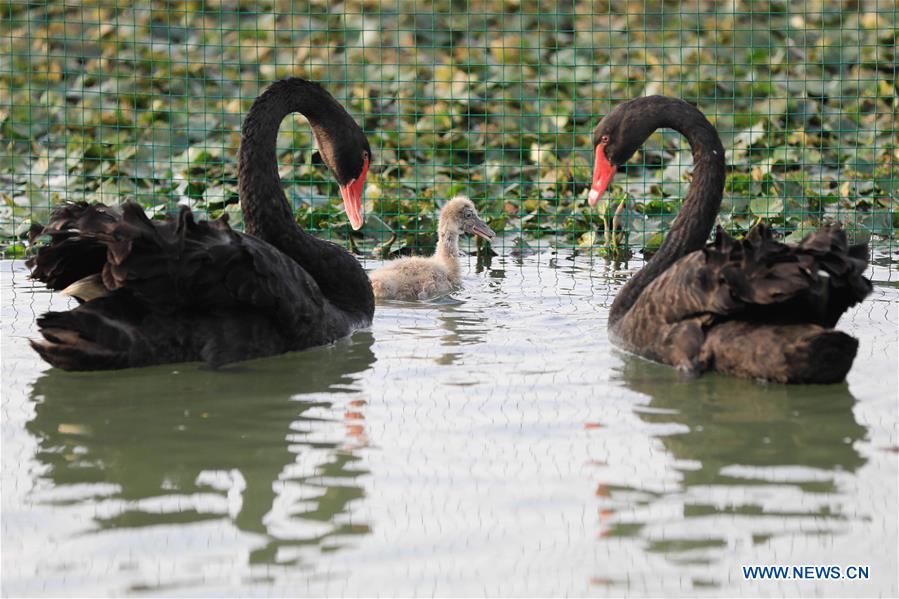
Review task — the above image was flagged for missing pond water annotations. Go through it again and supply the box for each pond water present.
[2,249,897,597]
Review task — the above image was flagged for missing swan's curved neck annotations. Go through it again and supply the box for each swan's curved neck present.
[609,109,726,326]
[237,81,374,320]
[238,83,326,241]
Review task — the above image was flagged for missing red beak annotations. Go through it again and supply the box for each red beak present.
[339,155,369,230]
[589,144,617,207]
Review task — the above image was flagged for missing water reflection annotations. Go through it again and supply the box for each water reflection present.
[376,296,492,367]
[430,305,490,366]
[26,333,377,566]
[5,252,894,596]
[607,354,867,561]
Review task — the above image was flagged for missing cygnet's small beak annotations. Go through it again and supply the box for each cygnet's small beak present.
[470,218,496,241]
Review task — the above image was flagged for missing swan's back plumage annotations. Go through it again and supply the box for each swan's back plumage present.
[611,223,872,382]
[28,201,358,370]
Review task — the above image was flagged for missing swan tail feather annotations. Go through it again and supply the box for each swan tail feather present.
[703,223,872,327]
[27,202,121,291]
[29,202,238,307]
[28,202,333,370]
[31,294,291,372]
[30,299,140,371]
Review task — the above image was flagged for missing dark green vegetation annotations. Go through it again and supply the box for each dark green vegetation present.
[2,0,896,258]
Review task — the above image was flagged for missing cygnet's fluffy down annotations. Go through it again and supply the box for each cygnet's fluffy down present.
[369,196,495,300]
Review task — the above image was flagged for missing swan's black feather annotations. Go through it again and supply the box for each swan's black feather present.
[703,223,871,327]
[27,203,120,291]
[611,224,871,383]
[29,201,361,370]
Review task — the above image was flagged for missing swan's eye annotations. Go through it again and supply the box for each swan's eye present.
[600,135,610,144]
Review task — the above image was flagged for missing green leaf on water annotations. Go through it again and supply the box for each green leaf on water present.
[750,195,785,218]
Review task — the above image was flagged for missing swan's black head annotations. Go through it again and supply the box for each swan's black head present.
[295,81,373,230]
[589,96,699,206]
[321,136,371,231]
[311,117,372,230]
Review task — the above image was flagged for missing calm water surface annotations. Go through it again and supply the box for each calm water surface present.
[2,250,897,597]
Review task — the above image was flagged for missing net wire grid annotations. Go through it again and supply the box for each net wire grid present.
[1,0,896,261]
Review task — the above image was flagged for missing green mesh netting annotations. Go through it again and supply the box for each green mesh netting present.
[2,1,897,260]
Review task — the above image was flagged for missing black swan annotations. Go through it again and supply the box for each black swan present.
[369,195,495,300]
[588,96,872,383]
[27,78,374,371]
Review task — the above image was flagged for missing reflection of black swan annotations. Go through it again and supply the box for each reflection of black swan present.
[589,96,872,383]
[601,356,867,558]
[28,78,374,371]
[617,357,866,481]
[27,334,376,564]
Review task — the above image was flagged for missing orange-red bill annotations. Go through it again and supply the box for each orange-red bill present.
[589,144,617,207]
[339,155,369,230]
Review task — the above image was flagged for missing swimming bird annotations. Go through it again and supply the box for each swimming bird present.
[589,96,872,383]
[368,196,495,301]
[28,78,375,371]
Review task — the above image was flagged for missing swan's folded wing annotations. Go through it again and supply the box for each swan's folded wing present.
[639,223,872,327]
[28,202,122,290]
[29,201,327,331]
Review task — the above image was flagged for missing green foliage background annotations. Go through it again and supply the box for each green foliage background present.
[2,0,897,258]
